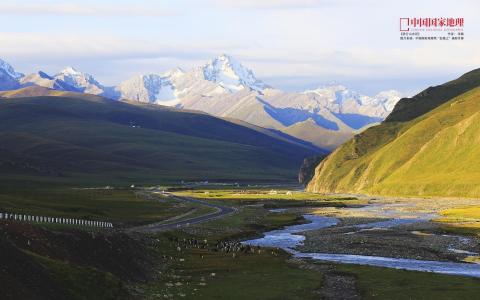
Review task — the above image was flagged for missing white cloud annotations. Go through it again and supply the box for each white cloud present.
[1,31,478,83]
[0,33,214,60]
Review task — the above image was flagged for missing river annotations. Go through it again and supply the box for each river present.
[244,212,480,278]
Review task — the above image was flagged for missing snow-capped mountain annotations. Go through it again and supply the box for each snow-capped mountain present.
[299,84,401,118]
[0,59,23,80]
[199,54,268,92]
[114,54,269,104]
[0,58,24,91]
[54,67,105,95]
[0,55,402,150]
[20,71,78,91]
[116,72,181,106]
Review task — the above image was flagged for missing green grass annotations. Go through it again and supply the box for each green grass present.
[139,208,324,299]
[174,188,356,201]
[439,206,480,220]
[32,252,128,300]
[176,249,322,300]
[173,189,358,212]
[434,206,480,236]
[337,263,480,299]
[0,94,319,184]
[201,206,304,237]
[0,187,196,226]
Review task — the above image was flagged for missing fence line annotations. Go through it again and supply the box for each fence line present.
[0,212,113,228]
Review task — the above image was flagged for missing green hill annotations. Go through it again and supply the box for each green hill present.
[307,69,480,198]
[0,87,323,185]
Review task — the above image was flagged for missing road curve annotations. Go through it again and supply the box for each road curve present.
[127,193,235,233]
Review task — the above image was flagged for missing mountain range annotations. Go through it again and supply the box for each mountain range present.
[306,68,480,198]
[0,55,401,150]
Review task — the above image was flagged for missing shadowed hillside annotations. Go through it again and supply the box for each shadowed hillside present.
[0,88,324,185]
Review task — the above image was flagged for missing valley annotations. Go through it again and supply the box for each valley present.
[2,2,478,299]
[1,66,480,300]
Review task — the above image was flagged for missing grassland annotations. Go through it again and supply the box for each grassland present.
[440,206,480,221]
[435,206,480,236]
[173,188,359,209]
[337,263,480,299]
[175,188,345,200]
[0,186,202,226]
[32,253,128,299]
[142,235,325,300]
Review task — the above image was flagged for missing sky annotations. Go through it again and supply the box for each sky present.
[0,0,479,96]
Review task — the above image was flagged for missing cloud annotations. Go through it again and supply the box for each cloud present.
[2,31,478,81]
[0,2,176,17]
[0,32,248,65]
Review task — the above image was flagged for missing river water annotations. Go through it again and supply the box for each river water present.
[244,213,480,278]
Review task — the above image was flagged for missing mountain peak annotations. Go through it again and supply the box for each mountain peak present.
[0,58,24,79]
[161,67,185,79]
[202,54,268,92]
[54,66,104,94]
[215,53,236,63]
[60,66,81,76]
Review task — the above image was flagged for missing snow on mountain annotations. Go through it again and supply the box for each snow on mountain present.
[115,54,269,106]
[372,90,402,112]
[301,84,401,118]
[198,54,269,92]
[54,66,105,95]
[0,59,24,79]
[115,73,181,106]
[0,58,24,91]
[20,71,77,91]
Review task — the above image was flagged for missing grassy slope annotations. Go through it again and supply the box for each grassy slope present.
[0,91,320,184]
[307,83,480,197]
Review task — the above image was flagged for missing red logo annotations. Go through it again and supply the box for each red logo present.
[400,17,464,31]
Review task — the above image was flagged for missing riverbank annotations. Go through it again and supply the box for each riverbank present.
[302,196,480,263]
